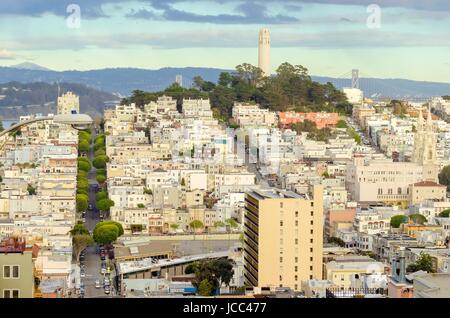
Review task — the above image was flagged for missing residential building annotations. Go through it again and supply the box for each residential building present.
[244,186,323,291]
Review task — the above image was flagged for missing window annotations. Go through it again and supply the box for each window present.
[3,289,19,298]
[397,187,402,195]
[280,202,284,208]
[280,257,283,263]
[295,266,298,272]
[310,229,313,234]
[295,257,298,263]
[310,202,314,207]
[13,266,19,278]
[3,265,19,279]
[295,220,298,226]
[310,220,314,225]
[295,239,298,245]
[295,275,298,281]
[3,266,10,278]
[310,211,314,216]
[280,221,283,227]
[295,211,298,217]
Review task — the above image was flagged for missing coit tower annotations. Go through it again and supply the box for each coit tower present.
[258,28,271,77]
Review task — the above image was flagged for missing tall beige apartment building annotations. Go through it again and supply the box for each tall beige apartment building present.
[57,91,80,115]
[244,186,323,291]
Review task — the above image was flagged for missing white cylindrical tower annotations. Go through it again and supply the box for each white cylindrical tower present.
[258,28,271,77]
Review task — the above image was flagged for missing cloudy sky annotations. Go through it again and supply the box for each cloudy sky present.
[0,0,449,82]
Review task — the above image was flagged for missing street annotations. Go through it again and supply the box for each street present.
[80,126,117,298]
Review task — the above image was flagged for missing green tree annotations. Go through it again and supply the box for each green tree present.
[336,120,348,129]
[27,184,37,195]
[76,194,88,212]
[214,221,225,228]
[95,191,108,201]
[190,220,204,232]
[218,72,233,87]
[198,279,214,296]
[94,149,106,157]
[328,236,346,247]
[93,221,124,244]
[144,188,153,195]
[78,131,92,143]
[93,224,119,245]
[406,252,434,273]
[70,223,89,236]
[77,188,89,196]
[438,209,450,217]
[211,258,235,287]
[96,174,106,184]
[438,165,450,191]
[390,215,409,228]
[170,223,179,232]
[77,179,89,191]
[72,234,94,262]
[93,156,107,169]
[137,203,145,208]
[409,214,427,225]
[78,160,91,172]
[79,140,90,153]
[96,198,115,212]
[96,168,106,176]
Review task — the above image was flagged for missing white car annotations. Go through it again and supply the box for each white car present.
[95,280,101,288]
[80,271,86,278]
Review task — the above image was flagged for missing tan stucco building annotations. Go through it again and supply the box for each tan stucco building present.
[244,186,323,291]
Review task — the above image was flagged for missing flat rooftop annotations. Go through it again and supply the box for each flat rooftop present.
[248,188,308,200]
[415,273,450,297]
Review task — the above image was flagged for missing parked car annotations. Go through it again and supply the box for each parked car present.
[104,286,110,294]
[95,280,101,288]
[88,204,93,210]
[80,271,86,278]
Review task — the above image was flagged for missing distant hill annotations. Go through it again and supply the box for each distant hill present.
[0,82,119,119]
[10,62,53,71]
[0,66,449,99]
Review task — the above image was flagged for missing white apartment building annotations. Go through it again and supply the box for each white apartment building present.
[182,98,213,118]
[232,102,277,127]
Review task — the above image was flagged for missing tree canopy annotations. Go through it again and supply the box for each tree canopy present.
[438,165,450,191]
[96,198,115,212]
[406,252,434,273]
[390,215,409,228]
[185,258,235,296]
[120,62,351,123]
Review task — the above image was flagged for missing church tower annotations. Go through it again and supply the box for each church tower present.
[413,106,438,182]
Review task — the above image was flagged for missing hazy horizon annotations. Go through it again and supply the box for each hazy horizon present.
[0,1,449,83]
